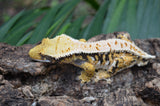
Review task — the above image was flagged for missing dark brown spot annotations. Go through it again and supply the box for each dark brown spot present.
[115,60,119,68]
[89,45,92,47]
[105,53,109,61]
[98,54,103,64]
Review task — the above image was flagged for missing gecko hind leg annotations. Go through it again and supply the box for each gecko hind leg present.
[105,55,137,79]
[114,32,132,43]
[79,62,95,83]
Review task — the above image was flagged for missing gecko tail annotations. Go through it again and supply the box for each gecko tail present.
[137,54,155,66]
[144,54,156,59]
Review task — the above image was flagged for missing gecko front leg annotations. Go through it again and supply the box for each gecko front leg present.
[79,62,95,83]
[114,32,132,43]
[72,59,95,83]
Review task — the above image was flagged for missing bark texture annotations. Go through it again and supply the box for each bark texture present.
[0,33,160,106]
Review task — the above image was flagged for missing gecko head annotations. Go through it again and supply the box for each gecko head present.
[29,43,43,60]
[28,38,53,62]
[29,34,73,61]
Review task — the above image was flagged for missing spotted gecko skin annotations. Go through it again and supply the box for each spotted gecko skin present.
[29,32,155,83]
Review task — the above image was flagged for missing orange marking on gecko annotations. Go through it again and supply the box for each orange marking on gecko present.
[138,50,142,54]
[133,46,137,51]
[96,47,100,51]
[121,43,123,48]
[96,43,101,47]
[115,40,118,45]
[130,44,133,50]
[107,43,111,47]
[124,42,127,47]
[66,48,70,52]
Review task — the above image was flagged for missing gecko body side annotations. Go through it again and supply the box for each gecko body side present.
[29,32,155,83]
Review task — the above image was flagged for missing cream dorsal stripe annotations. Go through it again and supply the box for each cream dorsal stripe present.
[79,39,155,58]
[40,34,155,59]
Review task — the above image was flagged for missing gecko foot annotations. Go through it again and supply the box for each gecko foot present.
[79,71,93,83]
[94,70,111,82]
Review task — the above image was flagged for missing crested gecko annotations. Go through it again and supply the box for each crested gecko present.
[29,32,155,83]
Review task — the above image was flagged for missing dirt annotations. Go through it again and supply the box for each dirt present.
[0,32,160,106]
